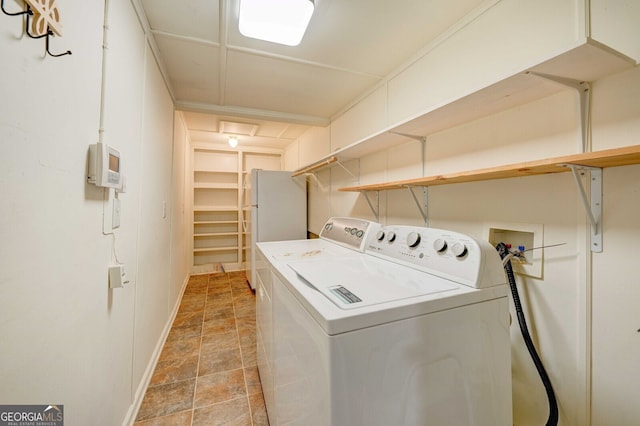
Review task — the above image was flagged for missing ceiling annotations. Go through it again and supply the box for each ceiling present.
[139,0,486,149]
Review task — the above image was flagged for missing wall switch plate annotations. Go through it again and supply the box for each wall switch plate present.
[109,264,125,288]
[112,198,121,229]
[486,222,543,278]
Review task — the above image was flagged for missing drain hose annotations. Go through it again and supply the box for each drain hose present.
[496,242,559,426]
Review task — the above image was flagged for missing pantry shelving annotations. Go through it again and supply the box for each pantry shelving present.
[191,146,282,274]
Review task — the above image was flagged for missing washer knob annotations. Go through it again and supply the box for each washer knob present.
[356,230,364,238]
[387,231,396,242]
[407,232,421,248]
[350,228,358,235]
[451,242,468,258]
[433,238,447,253]
[325,223,333,231]
[376,231,385,241]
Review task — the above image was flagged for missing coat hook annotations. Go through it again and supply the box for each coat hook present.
[24,6,47,39]
[1,0,30,16]
[2,0,71,58]
[25,4,71,57]
[45,31,71,57]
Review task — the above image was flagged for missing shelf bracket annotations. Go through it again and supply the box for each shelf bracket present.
[406,186,429,226]
[388,131,427,143]
[527,72,591,153]
[333,158,358,180]
[361,191,380,222]
[564,164,602,252]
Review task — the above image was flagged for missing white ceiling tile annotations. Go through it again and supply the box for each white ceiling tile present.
[224,49,380,117]
[142,0,219,42]
[154,33,221,104]
[141,0,488,148]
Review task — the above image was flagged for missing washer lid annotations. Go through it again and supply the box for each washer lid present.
[287,256,459,310]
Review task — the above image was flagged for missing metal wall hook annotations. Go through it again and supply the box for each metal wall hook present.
[2,1,71,58]
[1,0,30,16]
[45,31,71,57]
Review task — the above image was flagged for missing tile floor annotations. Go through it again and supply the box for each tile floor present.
[134,271,268,426]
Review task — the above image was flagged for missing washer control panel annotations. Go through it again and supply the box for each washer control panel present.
[320,217,381,252]
[367,225,504,288]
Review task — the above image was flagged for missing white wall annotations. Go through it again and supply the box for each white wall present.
[0,1,189,425]
[305,65,640,425]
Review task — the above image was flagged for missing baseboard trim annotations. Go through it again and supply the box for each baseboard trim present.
[122,273,190,425]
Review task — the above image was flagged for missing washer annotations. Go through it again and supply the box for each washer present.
[257,222,512,426]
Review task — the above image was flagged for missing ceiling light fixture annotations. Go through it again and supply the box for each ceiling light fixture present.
[239,0,314,47]
[228,136,239,148]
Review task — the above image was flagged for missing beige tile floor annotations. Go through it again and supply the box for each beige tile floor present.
[134,271,269,426]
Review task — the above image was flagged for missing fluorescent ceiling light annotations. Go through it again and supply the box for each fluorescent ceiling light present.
[239,0,314,46]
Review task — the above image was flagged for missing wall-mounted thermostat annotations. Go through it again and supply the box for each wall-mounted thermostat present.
[88,143,122,189]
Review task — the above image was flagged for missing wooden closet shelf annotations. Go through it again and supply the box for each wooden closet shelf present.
[340,145,640,192]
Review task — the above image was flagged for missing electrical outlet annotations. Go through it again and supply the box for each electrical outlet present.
[486,222,543,278]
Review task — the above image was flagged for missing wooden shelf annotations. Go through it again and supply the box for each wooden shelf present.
[340,145,640,192]
[193,247,237,253]
[194,220,239,225]
[194,183,238,189]
[193,206,238,212]
[194,232,239,237]
[193,169,237,174]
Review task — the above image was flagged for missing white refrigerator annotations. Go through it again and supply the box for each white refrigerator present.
[246,170,307,289]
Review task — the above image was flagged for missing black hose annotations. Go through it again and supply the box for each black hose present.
[496,242,559,426]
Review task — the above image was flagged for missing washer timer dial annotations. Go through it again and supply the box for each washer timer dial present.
[406,232,421,248]
[433,238,447,253]
[451,242,468,258]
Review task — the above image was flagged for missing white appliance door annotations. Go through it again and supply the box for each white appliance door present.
[249,170,259,289]
[249,170,307,289]
[255,170,307,242]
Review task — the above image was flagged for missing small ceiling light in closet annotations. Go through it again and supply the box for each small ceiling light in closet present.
[239,0,315,46]
[228,136,239,148]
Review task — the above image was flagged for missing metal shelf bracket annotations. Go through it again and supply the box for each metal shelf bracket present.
[565,164,602,252]
[361,191,380,222]
[388,131,427,143]
[406,186,429,226]
[334,158,357,180]
[527,72,591,152]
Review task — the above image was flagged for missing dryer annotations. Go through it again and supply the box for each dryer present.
[254,217,381,419]
[257,223,512,426]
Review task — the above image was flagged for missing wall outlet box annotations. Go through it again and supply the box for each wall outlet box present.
[485,222,544,279]
[109,264,125,288]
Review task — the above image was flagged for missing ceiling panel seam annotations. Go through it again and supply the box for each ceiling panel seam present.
[129,0,176,102]
[226,45,385,79]
[150,29,221,47]
[219,0,228,105]
[175,101,330,127]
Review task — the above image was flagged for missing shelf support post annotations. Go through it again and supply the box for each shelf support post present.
[566,164,602,252]
[361,191,380,222]
[406,186,428,226]
[528,72,591,153]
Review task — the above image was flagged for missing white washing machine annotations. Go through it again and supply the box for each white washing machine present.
[257,222,512,426]
[254,217,381,420]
